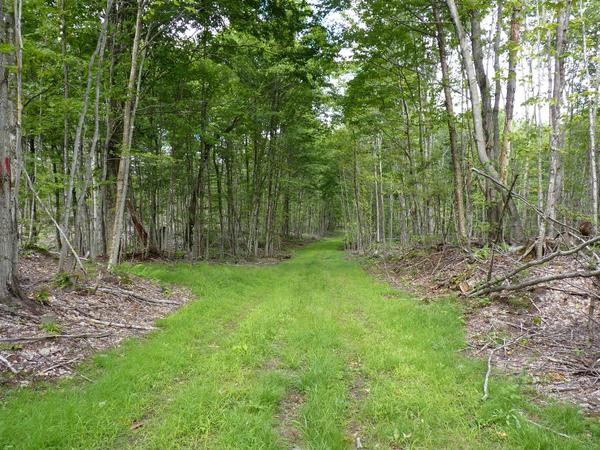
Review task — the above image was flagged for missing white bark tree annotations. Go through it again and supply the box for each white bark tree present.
[537,0,572,255]
[58,0,113,271]
[108,0,145,269]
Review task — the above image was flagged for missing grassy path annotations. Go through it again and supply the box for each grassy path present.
[2,239,600,449]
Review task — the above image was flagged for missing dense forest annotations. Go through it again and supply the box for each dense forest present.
[1,0,599,298]
[6,1,600,447]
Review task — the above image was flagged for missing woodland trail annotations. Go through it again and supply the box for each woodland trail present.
[1,240,600,449]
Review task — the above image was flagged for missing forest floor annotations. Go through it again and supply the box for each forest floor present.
[2,239,600,448]
[0,249,194,383]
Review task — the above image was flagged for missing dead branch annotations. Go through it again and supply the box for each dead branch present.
[95,286,179,306]
[0,355,18,374]
[40,357,81,374]
[476,268,600,296]
[469,235,600,297]
[0,332,111,343]
[79,316,155,331]
[472,168,580,234]
[521,415,579,441]
[482,333,533,401]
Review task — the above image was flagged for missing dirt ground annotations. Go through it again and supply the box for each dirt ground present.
[0,250,193,386]
[369,244,600,414]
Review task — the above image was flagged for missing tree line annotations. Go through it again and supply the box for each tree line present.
[1,0,599,304]
[335,0,600,256]
[0,0,343,304]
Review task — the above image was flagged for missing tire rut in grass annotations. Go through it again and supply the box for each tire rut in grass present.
[276,387,306,450]
[346,357,371,449]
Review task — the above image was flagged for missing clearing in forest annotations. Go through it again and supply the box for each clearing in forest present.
[1,240,600,449]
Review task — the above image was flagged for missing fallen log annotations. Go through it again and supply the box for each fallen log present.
[473,268,600,297]
[81,316,155,331]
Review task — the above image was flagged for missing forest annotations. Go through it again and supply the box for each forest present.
[0,0,598,281]
[3,0,600,448]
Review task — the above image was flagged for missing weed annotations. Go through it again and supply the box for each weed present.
[40,321,62,334]
[507,294,531,310]
[53,272,74,289]
[116,271,133,286]
[0,343,23,351]
[33,287,50,304]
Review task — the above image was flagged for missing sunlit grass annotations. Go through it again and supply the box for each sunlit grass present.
[1,239,599,449]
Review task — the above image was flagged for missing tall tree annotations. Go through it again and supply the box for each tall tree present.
[108,0,145,269]
[0,0,21,301]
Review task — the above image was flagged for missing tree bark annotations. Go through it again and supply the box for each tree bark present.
[538,0,572,250]
[580,0,598,227]
[58,0,112,271]
[433,3,468,244]
[498,5,521,184]
[0,0,20,301]
[446,0,524,243]
[108,0,144,269]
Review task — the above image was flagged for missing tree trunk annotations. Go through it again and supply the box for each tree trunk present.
[498,5,521,185]
[446,0,524,243]
[0,0,20,301]
[580,0,598,227]
[538,0,571,250]
[108,0,144,269]
[58,0,112,271]
[433,3,468,244]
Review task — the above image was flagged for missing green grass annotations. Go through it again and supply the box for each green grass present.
[1,239,599,449]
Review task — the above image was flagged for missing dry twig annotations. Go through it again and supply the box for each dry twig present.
[0,355,18,374]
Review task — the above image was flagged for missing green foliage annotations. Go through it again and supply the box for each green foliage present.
[112,270,133,287]
[53,272,74,289]
[508,294,531,310]
[33,287,50,304]
[40,319,62,334]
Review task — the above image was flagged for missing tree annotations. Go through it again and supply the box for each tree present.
[0,0,21,302]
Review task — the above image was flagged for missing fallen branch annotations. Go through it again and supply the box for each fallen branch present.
[521,415,579,441]
[469,235,600,297]
[40,357,81,374]
[0,332,111,343]
[472,168,580,235]
[482,333,530,401]
[475,268,600,297]
[81,316,155,331]
[95,286,179,306]
[0,355,18,374]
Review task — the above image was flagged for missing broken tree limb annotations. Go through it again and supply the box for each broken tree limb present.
[482,333,531,401]
[95,286,179,306]
[20,163,87,274]
[521,414,579,442]
[0,355,18,374]
[472,168,580,235]
[0,332,111,343]
[475,268,600,297]
[40,356,81,374]
[79,316,155,331]
[469,235,600,297]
